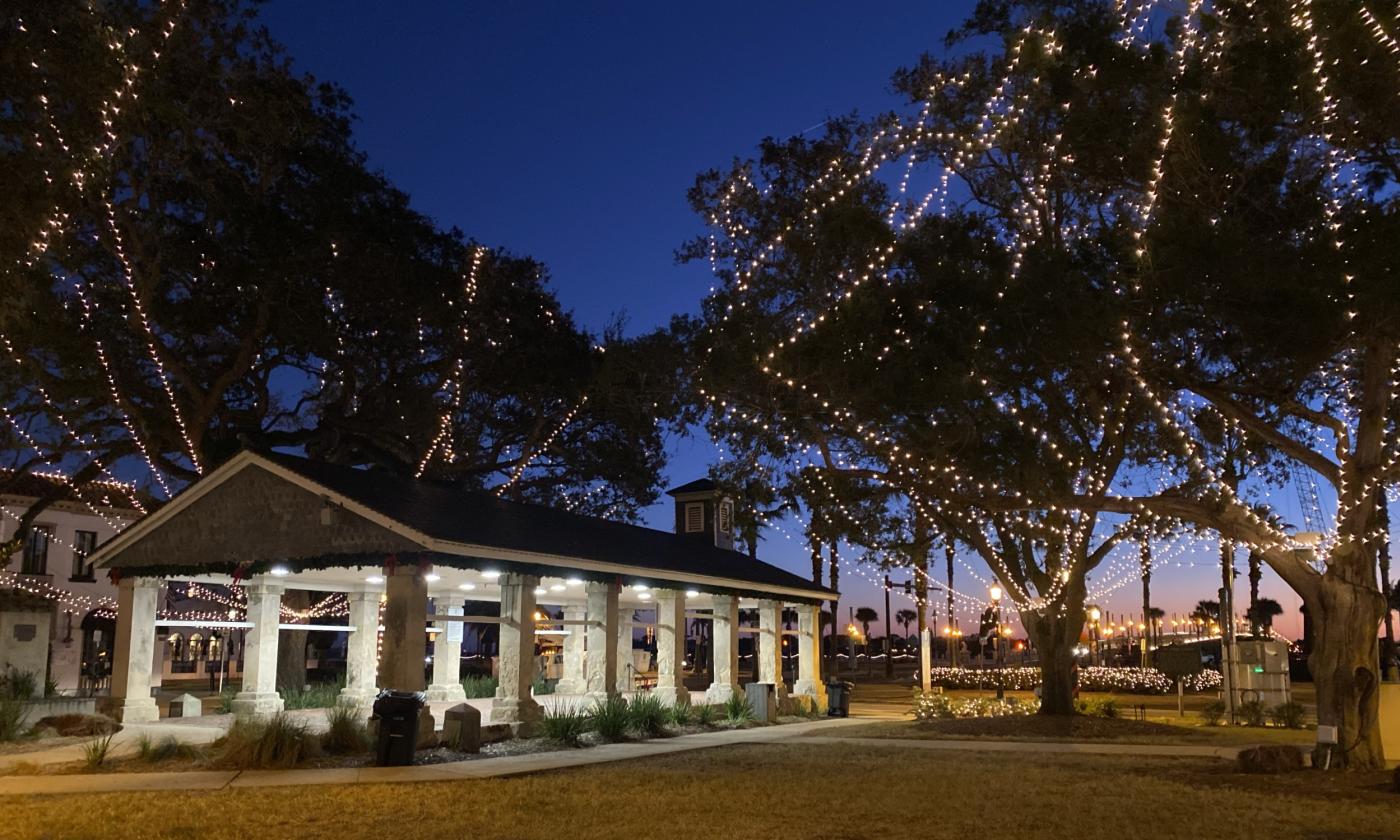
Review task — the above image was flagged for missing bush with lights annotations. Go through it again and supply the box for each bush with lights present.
[922,665,1221,695]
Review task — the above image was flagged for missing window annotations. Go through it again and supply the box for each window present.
[21,525,52,575]
[718,501,733,535]
[684,502,705,533]
[71,530,98,580]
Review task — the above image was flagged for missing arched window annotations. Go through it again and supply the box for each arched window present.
[167,633,184,662]
[207,634,222,661]
[188,633,204,661]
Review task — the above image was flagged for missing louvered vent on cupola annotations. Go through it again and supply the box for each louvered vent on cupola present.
[665,478,734,551]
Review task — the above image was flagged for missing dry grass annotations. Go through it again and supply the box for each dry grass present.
[827,715,1315,747]
[2,742,1396,840]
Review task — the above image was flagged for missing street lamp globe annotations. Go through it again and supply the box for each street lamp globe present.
[989,585,1002,603]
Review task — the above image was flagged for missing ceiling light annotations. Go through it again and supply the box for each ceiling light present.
[685,590,700,598]
[459,583,476,591]
[550,584,566,592]
[269,566,290,577]
[424,573,441,583]
[481,570,501,580]
[566,578,584,586]
[637,592,651,600]
[365,575,384,584]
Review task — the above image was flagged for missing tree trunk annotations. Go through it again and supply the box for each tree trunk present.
[1306,569,1386,768]
[277,589,310,693]
[1140,541,1152,658]
[1024,606,1083,715]
[1248,550,1262,637]
[944,540,956,666]
[828,542,840,676]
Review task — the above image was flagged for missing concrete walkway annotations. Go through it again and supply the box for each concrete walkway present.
[0,717,871,797]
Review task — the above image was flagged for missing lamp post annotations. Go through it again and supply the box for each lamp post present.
[989,586,1004,699]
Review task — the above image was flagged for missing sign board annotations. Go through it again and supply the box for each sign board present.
[447,621,464,644]
[1155,645,1203,679]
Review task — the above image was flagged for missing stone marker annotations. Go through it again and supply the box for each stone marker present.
[169,693,203,718]
[442,703,481,753]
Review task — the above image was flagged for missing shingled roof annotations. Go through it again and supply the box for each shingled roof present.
[260,453,831,597]
[91,451,834,602]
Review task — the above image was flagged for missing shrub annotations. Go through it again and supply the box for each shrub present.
[693,704,718,727]
[460,675,499,699]
[1238,744,1305,773]
[0,696,25,742]
[321,704,371,754]
[627,694,669,737]
[911,690,954,722]
[541,703,590,747]
[919,665,1222,695]
[532,676,555,696]
[215,685,237,714]
[214,714,320,769]
[912,690,1037,720]
[1238,700,1267,727]
[81,733,116,769]
[281,679,343,710]
[43,676,59,698]
[723,692,754,724]
[1075,697,1119,719]
[590,695,630,741]
[666,702,693,727]
[1269,701,1306,729]
[1201,701,1226,726]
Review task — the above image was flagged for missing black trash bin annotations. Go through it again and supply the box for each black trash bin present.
[826,680,854,717]
[372,690,425,766]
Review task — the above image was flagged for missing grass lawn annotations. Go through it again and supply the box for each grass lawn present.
[823,716,1316,747]
[2,741,1395,840]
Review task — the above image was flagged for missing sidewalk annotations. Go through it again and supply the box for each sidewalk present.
[0,721,227,773]
[0,716,871,797]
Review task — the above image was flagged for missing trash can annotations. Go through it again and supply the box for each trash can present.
[826,680,854,717]
[745,682,776,723]
[372,690,425,766]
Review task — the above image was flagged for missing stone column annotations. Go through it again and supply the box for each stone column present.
[653,590,688,706]
[426,593,467,702]
[555,603,588,695]
[793,603,826,706]
[339,589,380,712]
[757,599,786,697]
[704,594,741,704]
[233,578,285,717]
[491,572,542,728]
[378,561,428,692]
[615,605,634,694]
[584,581,619,700]
[109,576,161,723]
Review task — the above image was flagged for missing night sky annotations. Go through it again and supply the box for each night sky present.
[257,1,1311,637]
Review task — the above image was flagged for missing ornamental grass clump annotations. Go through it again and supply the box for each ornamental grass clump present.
[214,714,320,769]
[460,675,498,699]
[693,703,718,727]
[541,703,590,747]
[81,732,116,769]
[321,704,371,754]
[0,696,23,742]
[135,734,201,763]
[1238,699,1268,727]
[589,695,630,741]
[280,679,343,710]
[627,693,669,737]
[722,692,753,724]
[1201,701,1226,726]
[666,702,693,727]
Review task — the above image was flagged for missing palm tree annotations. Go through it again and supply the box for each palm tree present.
[1191,600,1220,638]
[1147,607,1166,646]
[896,608,918,640]
[854,607,879,641]
[1246,598,1284,634]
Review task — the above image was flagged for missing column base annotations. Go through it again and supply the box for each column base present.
[231,692,285,718]
[490,696,543,732]
[652,686,689,707]
[584,690,617,705]
[792,680,827,709]
[112,696,160,724]
[425,684,467,703]
[554,678,588,695]
[703,683,741,705]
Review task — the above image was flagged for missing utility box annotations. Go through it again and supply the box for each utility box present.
[745,682,776,723]
[1227,639,1291,708]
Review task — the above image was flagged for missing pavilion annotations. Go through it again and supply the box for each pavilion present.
[86,450,834,729]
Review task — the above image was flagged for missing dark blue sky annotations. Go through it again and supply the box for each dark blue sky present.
[255,1,1308,635]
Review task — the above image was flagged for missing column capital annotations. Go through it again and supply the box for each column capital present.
[434,592,467,610]
[244,577,286,596]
